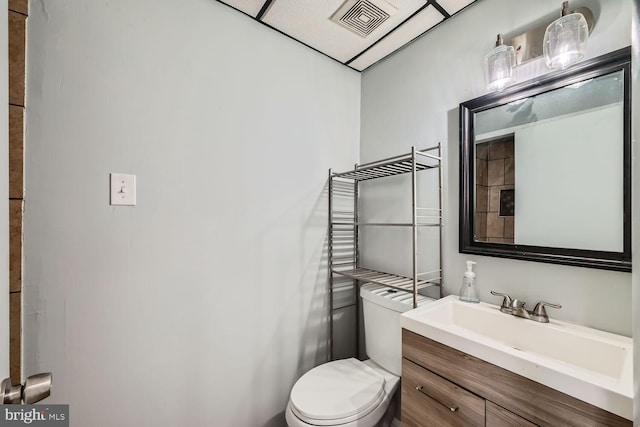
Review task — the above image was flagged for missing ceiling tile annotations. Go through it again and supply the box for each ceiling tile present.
[349,5,444,71]
[263,0,427,63]
[435,0,475,15]
[218,0,266,17]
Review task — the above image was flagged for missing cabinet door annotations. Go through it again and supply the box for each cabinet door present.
[401,358,485,427]
[486,401,538,427]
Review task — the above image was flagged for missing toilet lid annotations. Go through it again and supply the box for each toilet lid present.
[290,358,386,422]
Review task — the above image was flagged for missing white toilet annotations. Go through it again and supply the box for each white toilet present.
[285,283,434,427]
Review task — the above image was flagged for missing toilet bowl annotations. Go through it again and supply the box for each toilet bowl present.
[285,284,434,427]
[285,358,398,427]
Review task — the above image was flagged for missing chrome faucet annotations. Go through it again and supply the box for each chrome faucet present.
[491,291,561,323]
[490,291,524,314]
[511,303,531,319]
[529,301,562,323]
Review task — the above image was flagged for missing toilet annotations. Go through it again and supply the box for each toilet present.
[285,283,434,427]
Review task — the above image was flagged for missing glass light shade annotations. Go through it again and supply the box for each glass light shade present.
[543,12,588,69]
[485,44,516,91]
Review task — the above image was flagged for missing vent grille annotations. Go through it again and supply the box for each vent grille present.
[331,0,391,37]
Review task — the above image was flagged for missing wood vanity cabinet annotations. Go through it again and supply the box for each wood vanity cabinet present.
[401,329,631,427]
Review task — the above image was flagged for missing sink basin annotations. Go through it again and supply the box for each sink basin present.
[400,295,633,420]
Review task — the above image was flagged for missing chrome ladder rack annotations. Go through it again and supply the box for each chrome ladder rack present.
[328,144,443,360]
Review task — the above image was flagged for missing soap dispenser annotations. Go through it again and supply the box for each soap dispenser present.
[459,261,479,303]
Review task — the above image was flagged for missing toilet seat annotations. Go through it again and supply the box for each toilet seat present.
[289,358,386,425]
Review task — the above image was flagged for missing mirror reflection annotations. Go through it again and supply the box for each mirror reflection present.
[473,69,624,251]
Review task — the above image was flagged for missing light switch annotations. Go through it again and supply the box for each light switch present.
[110,173,136,206]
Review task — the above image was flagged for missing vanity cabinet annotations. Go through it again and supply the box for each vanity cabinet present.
[401,329,631,427]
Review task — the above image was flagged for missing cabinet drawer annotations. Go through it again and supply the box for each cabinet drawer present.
[487,401,538,427]
[401,358,484,427]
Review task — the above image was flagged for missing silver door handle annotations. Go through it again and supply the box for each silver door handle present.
[1,373,52,404]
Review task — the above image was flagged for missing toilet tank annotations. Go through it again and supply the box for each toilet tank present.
[360,283,434,376]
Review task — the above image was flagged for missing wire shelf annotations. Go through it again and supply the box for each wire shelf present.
[332,147,441,182]
[332,268,440,292]
[331,221,440,227]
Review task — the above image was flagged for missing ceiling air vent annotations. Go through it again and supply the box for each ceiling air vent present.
[330,0,397,38]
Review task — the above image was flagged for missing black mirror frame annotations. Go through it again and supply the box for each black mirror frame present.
[459,47,631,272]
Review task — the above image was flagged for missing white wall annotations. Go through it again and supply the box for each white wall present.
[22,1,360,426]
[360,0,632,336]
[0,6,9,380]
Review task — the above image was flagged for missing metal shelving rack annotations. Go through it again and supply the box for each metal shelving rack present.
[328,145,443,360]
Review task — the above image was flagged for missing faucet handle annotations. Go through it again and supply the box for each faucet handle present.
[531,301,562,323]
[491,291,514,314]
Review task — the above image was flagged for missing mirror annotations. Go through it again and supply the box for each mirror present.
[459,47,631,272]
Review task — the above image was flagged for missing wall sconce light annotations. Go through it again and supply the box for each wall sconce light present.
[543,2,589,69]
[485,34,516,91]
[485,1,594,91]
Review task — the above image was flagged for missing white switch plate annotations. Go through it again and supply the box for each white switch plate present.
[110,173,136,206]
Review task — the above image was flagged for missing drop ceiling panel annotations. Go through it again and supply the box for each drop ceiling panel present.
[436,0,476,15]
[219,0,265,17]
[349,5,444,71]
[263,0,427,63]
